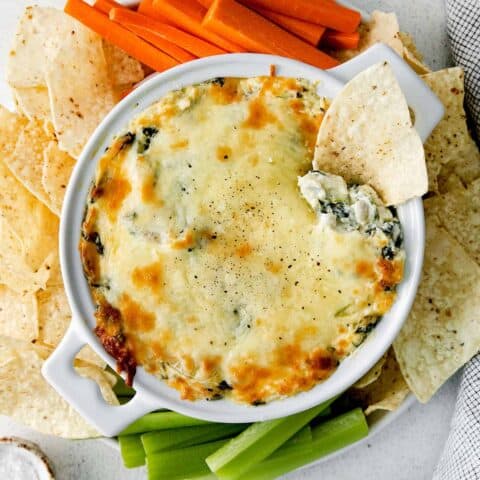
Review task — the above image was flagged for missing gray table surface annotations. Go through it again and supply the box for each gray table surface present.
[0,1,457,479]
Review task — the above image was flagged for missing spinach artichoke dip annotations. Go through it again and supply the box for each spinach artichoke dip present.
[80,76,405,405]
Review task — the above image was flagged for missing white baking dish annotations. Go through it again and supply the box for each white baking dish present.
[42,44,443,437]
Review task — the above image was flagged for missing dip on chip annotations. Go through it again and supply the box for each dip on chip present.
[314,62,427,206]
[81,76,406,405]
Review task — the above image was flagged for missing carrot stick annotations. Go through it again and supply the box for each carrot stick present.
[64,0,178,72]
[137,0,170,23]
[322,29,360,50]
[254,7,325,46]
[203,0,339,69]
[122,24,196,62]
[110,8,224,57]
[201,0,326,46]
[238,0,361,33]
[93,0,120,15]
[94,0,193,61]
[152,0,245,52]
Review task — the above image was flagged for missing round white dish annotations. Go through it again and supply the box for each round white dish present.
[42,46,443,437]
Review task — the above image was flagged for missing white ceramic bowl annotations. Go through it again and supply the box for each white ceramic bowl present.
[42,45,444,437]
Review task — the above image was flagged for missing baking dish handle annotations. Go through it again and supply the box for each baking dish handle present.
[42,324,162,437]
[329,43,444,143]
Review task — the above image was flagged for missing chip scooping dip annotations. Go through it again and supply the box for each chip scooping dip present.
[313,62,427,206]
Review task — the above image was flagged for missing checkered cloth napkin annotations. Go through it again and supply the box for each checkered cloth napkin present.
[434,1,480,478]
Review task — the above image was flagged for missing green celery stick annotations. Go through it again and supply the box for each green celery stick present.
[146,439,228,480]
[318,406,332,417]
[206,398,334,480]
[242,408,369,480]
[113,379,136,398]
[119,434,145,468]
[184,475,216,480]
[284,425,312,446]
[142,423,248,454]
[121,411,212,435]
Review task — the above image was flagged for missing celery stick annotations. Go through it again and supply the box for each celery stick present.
[146,439,228,480]
[318,406,332,417]
[121,411,212,435]
[119,434,145,468]
[206,399,333,480]
[142,423,248,454]
[284,425,312,446]
[113,380,136,398]
[243,408,369,480]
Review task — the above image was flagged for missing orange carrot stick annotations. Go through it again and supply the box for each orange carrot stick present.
[203,0,339,69]
[254,7,325,46]
[199,0,326,46]
[322,29,360,50]
[110,7,225,57]
[137,0,170,23]
[122,24,196,62]
[64,0,178,72]
[152,0,245,52]
[94,0,192,61]
[238,0,361,33]
[94,0,120,15]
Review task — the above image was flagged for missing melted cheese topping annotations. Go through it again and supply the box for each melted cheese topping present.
[81,77,404,404]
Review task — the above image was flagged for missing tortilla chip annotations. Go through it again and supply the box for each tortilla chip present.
[350,349,410,415]
[0,219,51,293]
[42,142,76,216]
[314,62,427,205]
[102,41,145,88]
[6,7,52,88]
[13,86,52,123]
[36,285,105,367]
[398,32,424,62]
[425,179,480,266]
[76,364,118,405]
[399,33,431,75]
[353,353,388,389]
[0,105,28,154]
[0,286,38,342]
[393,211,480,402]
[403,48,431,75]
[0,159,58,279]
[6,120,54,209]
[0,337,117,438]
[332,11,403,62]
[45,22,116,158]
[421,68,480,193]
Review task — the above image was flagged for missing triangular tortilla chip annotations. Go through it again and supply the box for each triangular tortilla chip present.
[6,120,54,209]
[350,349,410,414]
[393,210,480,402]
[0,337,117,438]
[353,352,388,389]
[44,21,116,158]
[36,285,105,368]
[421,68,480,193]
[0,218,51,293]
[0,286,38,342]
[42,141,76,216]
[313,62,427,205]
[13,86,52,123]
[424,179,480,266]
[102,41,145,87]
